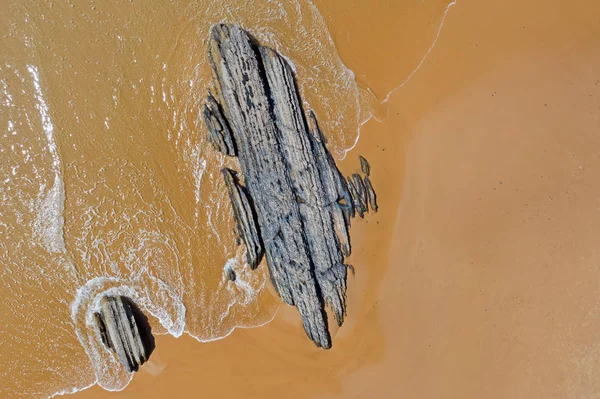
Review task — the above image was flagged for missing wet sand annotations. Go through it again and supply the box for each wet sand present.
[71,0,600,397]
[3,0,600,397]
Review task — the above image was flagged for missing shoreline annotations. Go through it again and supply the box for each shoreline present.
[3,0,600,397]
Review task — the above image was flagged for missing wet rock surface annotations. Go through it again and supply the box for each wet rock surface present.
[204,24,377,348]
[221,168,264,270]
[95,296,154,372]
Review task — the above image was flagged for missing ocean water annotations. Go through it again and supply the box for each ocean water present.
[0,0,455,397]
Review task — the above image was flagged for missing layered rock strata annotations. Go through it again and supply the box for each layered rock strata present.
[95,296,154,372]
[203,24,377,348]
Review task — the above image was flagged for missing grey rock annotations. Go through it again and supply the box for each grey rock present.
[221,168,264,269]
[306,110,353,257]
[364,175,378,212]
[95,296,154,373]
[94,312,111,348]
[351,173,369,217]
[346,176,364,218]
[226,267,237,282]
[204,24,376,348]
[359,156,370,176]
[204,90,236,156]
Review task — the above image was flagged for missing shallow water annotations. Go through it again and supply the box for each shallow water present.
[0,0,383,396]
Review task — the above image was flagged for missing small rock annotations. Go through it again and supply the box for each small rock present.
[226,267,237,282]
[359,156,370,176]
[364,176,378,212]
[95,296,154,373]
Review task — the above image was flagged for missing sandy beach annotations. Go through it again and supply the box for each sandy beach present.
[2,0,600,397]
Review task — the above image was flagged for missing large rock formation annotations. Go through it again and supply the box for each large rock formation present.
[203,24,377,348]
[94,296,154,372]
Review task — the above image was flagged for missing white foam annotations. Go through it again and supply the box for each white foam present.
[184,251,276,344]
[0,78,15,107]
[187,308,279,344]
[194,157,207,204]
[28,65,60,173]
[33,177,67,253]
[71,276,186,392]
[46,382,96,399]
[27,64,69,254]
